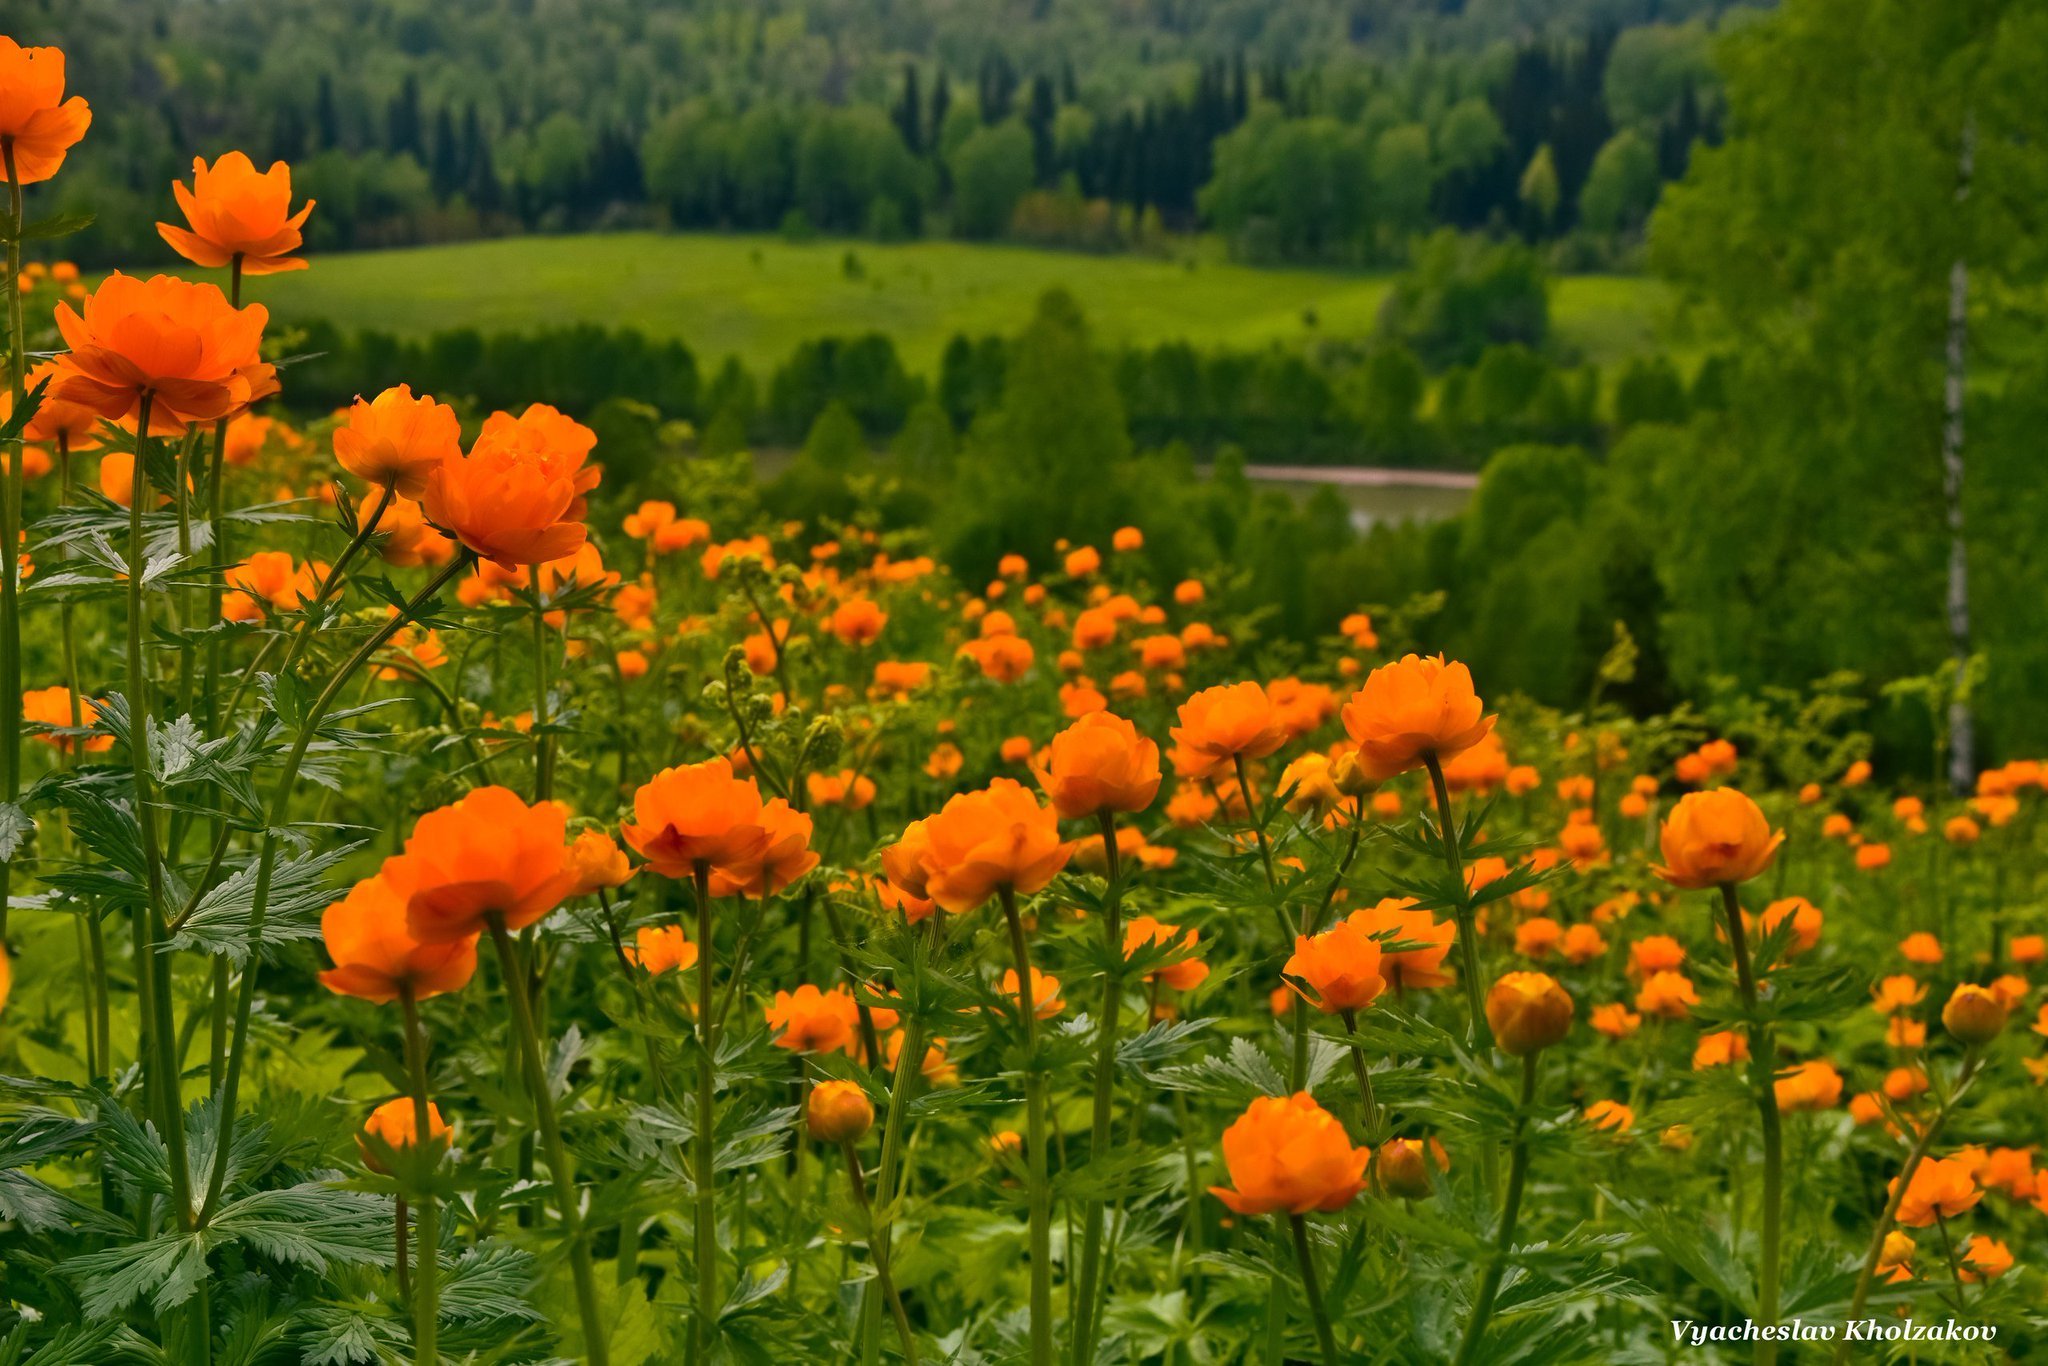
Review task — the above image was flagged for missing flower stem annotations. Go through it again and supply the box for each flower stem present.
[1717,882,1781,1366]
[0,140,28,950]
[400,986,441,1365]
[691,863,719,1362]
[1423,755,1486,1048]
[198,547,468,1225]
[1289,1214,1340,1366]
[843,1141,919,1365]
[488,916,608,1366]
[1454,1051,1538,1366]
[860,1014,924,1366]
[1000,885,1054,1366]
[1069,811,1125,1365]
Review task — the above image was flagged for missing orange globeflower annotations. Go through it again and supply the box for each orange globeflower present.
[1942,983,2005,1045]
[319,864,479,1003]
[10,359,105,451]
[331,384,462,497]
[1349,897,1454,990]
[1169,681,1289,780]
[620,757,770,880]
[1034,711,1162,820]
[1486,972,1574,1054]
[1758,896,1823,955]
[1774,1060,1844,1112]
[626,925,698,975]
[157,151,315,274]
[1283,920,1387,1013]
[1122,915,1209,991]
[828,597,887,646]
[1653,787,1783,889]
[1209,1093,1370,1215]
[564,830,633,895]
[1589,1003,1641,1039]
[1890,1156,1982,1227]
[1339,654,1494,782]
[0,37,92,184]
[357,1097,452,1176]
[914,778,1071,914]
[51,274,274,435]
[422,420,591,569]
[1584,1100,1634,1135]
[999,966,1066,1019]
[21,685,111,752]
[393,786,577,943]
[707,799,817,898]
[807,1080,876,1143]
[1871,975,1927,1014]
[1692,1031,1750,1069]
[1635,970,1700,1020]
[765,984,861,1054]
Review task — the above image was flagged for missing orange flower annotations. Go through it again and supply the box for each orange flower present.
[1000,966,1066,1019]
[332,384,462,497]
[157,151,315,275]
[1635,970,1700,1020]
[807,769,877,810]
[1589,1002,1641,1039]
[1514,916,1561,959]
[1349,897,1454,990]
[1653,788,1783,889]
[1898,931,1942,965]
[52,274,274,435]
[357,1097,451,1176]
[620,757,771,880]
[565,830,633,895]
[707,798,817,897]
[319,863,479,1003]
[1758,896,1823,955]
[626,925,698,975]
[1485,972,1574,1054]
[1890,1155,1981,1227]
[1774,1059,1844,1112]
[960,633,1034,683]
[1122,915,1210,991]
[915,778,1071,914]
[1208,1093,1370,1215]
[1942,983,2005,1045]
[1283,920,1386,1013]
[1958,1236,2014,1283]
[0,37,92,184]
[765,984,861,1054]
[391,786,577,943]
[1034,711,1162,820]
[1339,654,1494,782]
[1560,922,1608,965]
[8,359,104,450]
[1583,1100,1633,1135]
[1372,1136,1448,1198]
[807,1080,875,1143]
[828,597,887,645]
[422,416,592,568]
[1169,681,1289,780]
[1692,1030,1750,1069]
[22,685,111,752]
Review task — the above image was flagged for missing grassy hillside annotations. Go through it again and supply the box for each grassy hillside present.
[244,232,1679,374]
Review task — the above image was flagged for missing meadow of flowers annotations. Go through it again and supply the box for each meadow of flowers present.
[2,32,2047,1366]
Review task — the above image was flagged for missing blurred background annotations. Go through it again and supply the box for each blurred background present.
[11,0,2045,776]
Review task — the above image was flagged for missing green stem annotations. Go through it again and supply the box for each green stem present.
[0,140,27,950]
[1836,1053,1979,1359]
[198,548,468,1224]
[1289,1214,1340,1366]
[1423,754,1487,1048]
[1000,885,1054,1366]
[692,863,718,1362]
[844,1141,919,1365]
[1069,810,1125,1366]
[400,987,441,1365]
[1717,881,1781,1366]
[531,602,554,800]
[488,917,608,1366]
[1340,1009,1380,1139]
[1454,1051,1538,1366]
[861,1014,925,1366]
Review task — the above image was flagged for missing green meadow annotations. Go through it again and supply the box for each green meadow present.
[245,231,1679,374]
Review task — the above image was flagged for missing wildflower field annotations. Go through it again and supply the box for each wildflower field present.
[3,26,2048,1366]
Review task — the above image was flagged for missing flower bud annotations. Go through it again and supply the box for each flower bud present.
[1485,971,1574,1055]
[1373,1137,1445,1199]
[1942,983,2005,1045]
[806,1080,875,1144]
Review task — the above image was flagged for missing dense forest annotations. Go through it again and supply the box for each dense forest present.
[20,0,1753,263]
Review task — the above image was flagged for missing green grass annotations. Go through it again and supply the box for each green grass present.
[245,231,1676,375]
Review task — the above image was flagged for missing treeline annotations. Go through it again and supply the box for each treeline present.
[29,0,1740,266]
